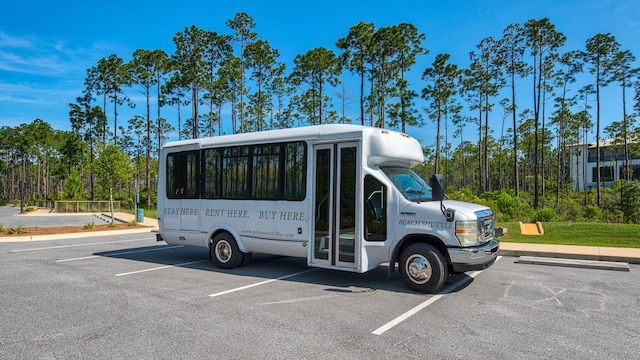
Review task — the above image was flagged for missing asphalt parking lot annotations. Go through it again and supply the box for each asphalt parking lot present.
[0,206,110,228]
[1,233,638,359]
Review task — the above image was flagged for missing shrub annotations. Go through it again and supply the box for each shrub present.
[6,226,28,235]
[562,201,583,221]
[496,191,531,221]
[621,182,640,223]
[583,204,601,221]
[533,207,557,222]
[128,220,138,226]
[83,222,95,230]
[603,209,624,223]
[120,198,134,210]
[448,186,478,202]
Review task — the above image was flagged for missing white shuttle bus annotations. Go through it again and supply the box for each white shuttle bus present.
[157,124,499,293]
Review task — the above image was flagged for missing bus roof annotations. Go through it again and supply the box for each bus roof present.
[162,124,425,168]
[164,124,404,148]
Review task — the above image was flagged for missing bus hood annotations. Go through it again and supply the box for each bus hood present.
[441,200,493,220]
[401,199,493,222]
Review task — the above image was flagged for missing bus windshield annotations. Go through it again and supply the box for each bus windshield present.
[382,167,433,202]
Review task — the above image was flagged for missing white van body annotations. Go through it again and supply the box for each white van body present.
[157,124,499,293]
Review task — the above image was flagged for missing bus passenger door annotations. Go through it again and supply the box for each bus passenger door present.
[311,142,359,270]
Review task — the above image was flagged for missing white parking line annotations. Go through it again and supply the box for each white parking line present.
[11,238,154,253]
[56,245,183,262]
[209,268,320,298]
[259,294,338,305]
[372,256,502,335]
[115,260,209,276]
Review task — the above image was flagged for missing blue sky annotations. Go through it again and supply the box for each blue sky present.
[1,0,639,145]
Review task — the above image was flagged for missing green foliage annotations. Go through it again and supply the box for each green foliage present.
[533,207,557,222]
[448,186,480,203]
[582,205,601,221]
[128,220,138,226]
[554,197,583,221]
[495,191,532,221]
[621,182,640,223]
[291,47,342,125]
[120,198,134,210]
[5,226,28,235]
[93,143,134,195]
[62,167,83,200]
[83,222,95,229]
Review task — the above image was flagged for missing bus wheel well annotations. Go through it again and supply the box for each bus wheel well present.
[207,230,252,267]
[207,230,232,260]
[389,234,449,276]
[208,229,232,247]
[210,231,244,269]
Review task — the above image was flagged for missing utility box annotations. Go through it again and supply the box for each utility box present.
[136,209,144,223]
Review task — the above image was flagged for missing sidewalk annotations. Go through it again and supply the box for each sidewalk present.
[0,209,158,242]
[499,242,640,265]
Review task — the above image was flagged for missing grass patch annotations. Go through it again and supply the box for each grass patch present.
[497,221,640,248]
[5,226,28,235]
[122,208,158,219]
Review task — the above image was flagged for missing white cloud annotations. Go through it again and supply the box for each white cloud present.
[0,31,131,130]
[0,32,33,48]
[0,31,120,79]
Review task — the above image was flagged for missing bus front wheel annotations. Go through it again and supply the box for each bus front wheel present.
[399,243,447,293]
[211,233,243,269]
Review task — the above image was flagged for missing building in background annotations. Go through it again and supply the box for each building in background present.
[569,139,640,191]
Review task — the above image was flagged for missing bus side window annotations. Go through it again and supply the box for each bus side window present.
[364,175,387,242]
[203,149,221,199]
[167,154,177,197]
[166,151,200,199]
[284,142,306,200]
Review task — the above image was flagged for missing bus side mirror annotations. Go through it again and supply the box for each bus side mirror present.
[430,174,445,201]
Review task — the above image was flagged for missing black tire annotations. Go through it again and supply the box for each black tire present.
[398,243,447,293]
[210,232,243,269]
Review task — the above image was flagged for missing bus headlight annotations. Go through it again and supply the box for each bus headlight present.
[455,220,479,246]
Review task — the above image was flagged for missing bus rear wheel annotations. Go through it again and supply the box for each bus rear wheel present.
[211,233,243,269]
[399,243,447,293]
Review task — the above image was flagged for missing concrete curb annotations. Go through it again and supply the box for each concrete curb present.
[499,242,640,265]
[0,227,157,243]
[517,256,630,271]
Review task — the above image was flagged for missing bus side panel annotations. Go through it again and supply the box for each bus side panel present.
[201,199,310,258]
[161,229,207,248]
[241,238,307,258]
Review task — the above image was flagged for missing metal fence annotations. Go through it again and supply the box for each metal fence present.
[54,201,121,213]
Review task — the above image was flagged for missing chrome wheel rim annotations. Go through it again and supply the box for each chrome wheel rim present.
[406,254,432,284]
[215,240,232,263]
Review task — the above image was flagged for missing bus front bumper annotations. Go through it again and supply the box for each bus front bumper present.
[448,239,499,273]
